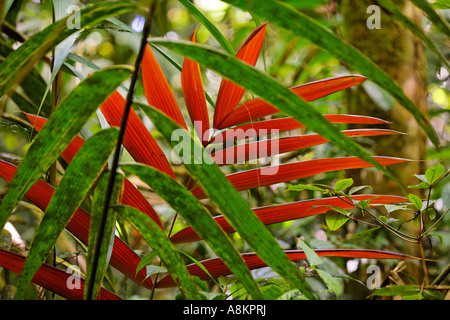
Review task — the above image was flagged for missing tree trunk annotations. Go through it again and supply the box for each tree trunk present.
[340,0,428,290]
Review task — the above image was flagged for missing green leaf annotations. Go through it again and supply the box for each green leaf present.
[218,0,440,148]
[315,268,341,298]
[139,105,316,300]
[148,38,405,190]
[384,204,408,214]
[286,184,329,193]
[297,239,323,267]
[0,1,137,98]
[13,128,119,300]
[120,163,263,299]
[112,205,204,300]
[334,178,353,193]
[136,251,157,276]
[0,65,132,229]
[84,170,124,300]
[408,181,430,189]
[369,285,417,297]
[178,0,235,55]
[407,193,423,211]
[351,226,381,239]
[349,185,372,195]
[325,211,350,231]
[425,163,445,185]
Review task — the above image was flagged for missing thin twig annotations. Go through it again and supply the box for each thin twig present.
[85,1,156,300]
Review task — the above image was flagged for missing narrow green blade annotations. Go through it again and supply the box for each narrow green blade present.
[121,163,263,299]
[14,128,119,300]
[85,170,124,300]
[0,65,133,229]
[178,0,235,55]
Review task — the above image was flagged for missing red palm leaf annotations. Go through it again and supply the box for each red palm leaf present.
[218,75,367,129]
[157,249,417,288]
[142,44,187,129]
[209,114,390,144]
[0,160,153,290]
[191,156,410,199]
[213,22,268,129]
[0,248,121,300]
[24,113,163,229]
[170,194,407,243]
[182,26,210,145]
[211,129,401,165]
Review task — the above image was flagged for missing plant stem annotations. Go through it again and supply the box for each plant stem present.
[85,1,156,300]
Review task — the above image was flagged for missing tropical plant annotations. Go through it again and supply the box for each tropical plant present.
[0,0,448,301]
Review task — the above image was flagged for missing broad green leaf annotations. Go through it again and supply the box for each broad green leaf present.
[425,163,445,185]
[325,211,350,231]
[334,178,354,193]
[218,0,440,148]
[112,205,203,300]
[148,38,404,190]
[407,193,423,211]
[14,128,119,300]
[0,1,137,98]
[178,0,235,55]
[297,239,323,267]
[85,170,124,300]
[139,105,316,300]
[0,65,133,229]
[315,268,341,298]
[120,163,263,299]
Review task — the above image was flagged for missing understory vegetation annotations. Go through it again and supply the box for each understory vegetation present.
[0,0,449,300]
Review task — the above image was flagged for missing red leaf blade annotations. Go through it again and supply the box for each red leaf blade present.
[213,22,268,129]
[142,44,187,129]
[210,114,390,144]
[99,91,176,179]
[218,75,367,129]
[181,27,210,145]
[191,156,410,199]
[157,249,417,288]
[170,194,407,243]
[211,129,401,165]
[0,248,121,300]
